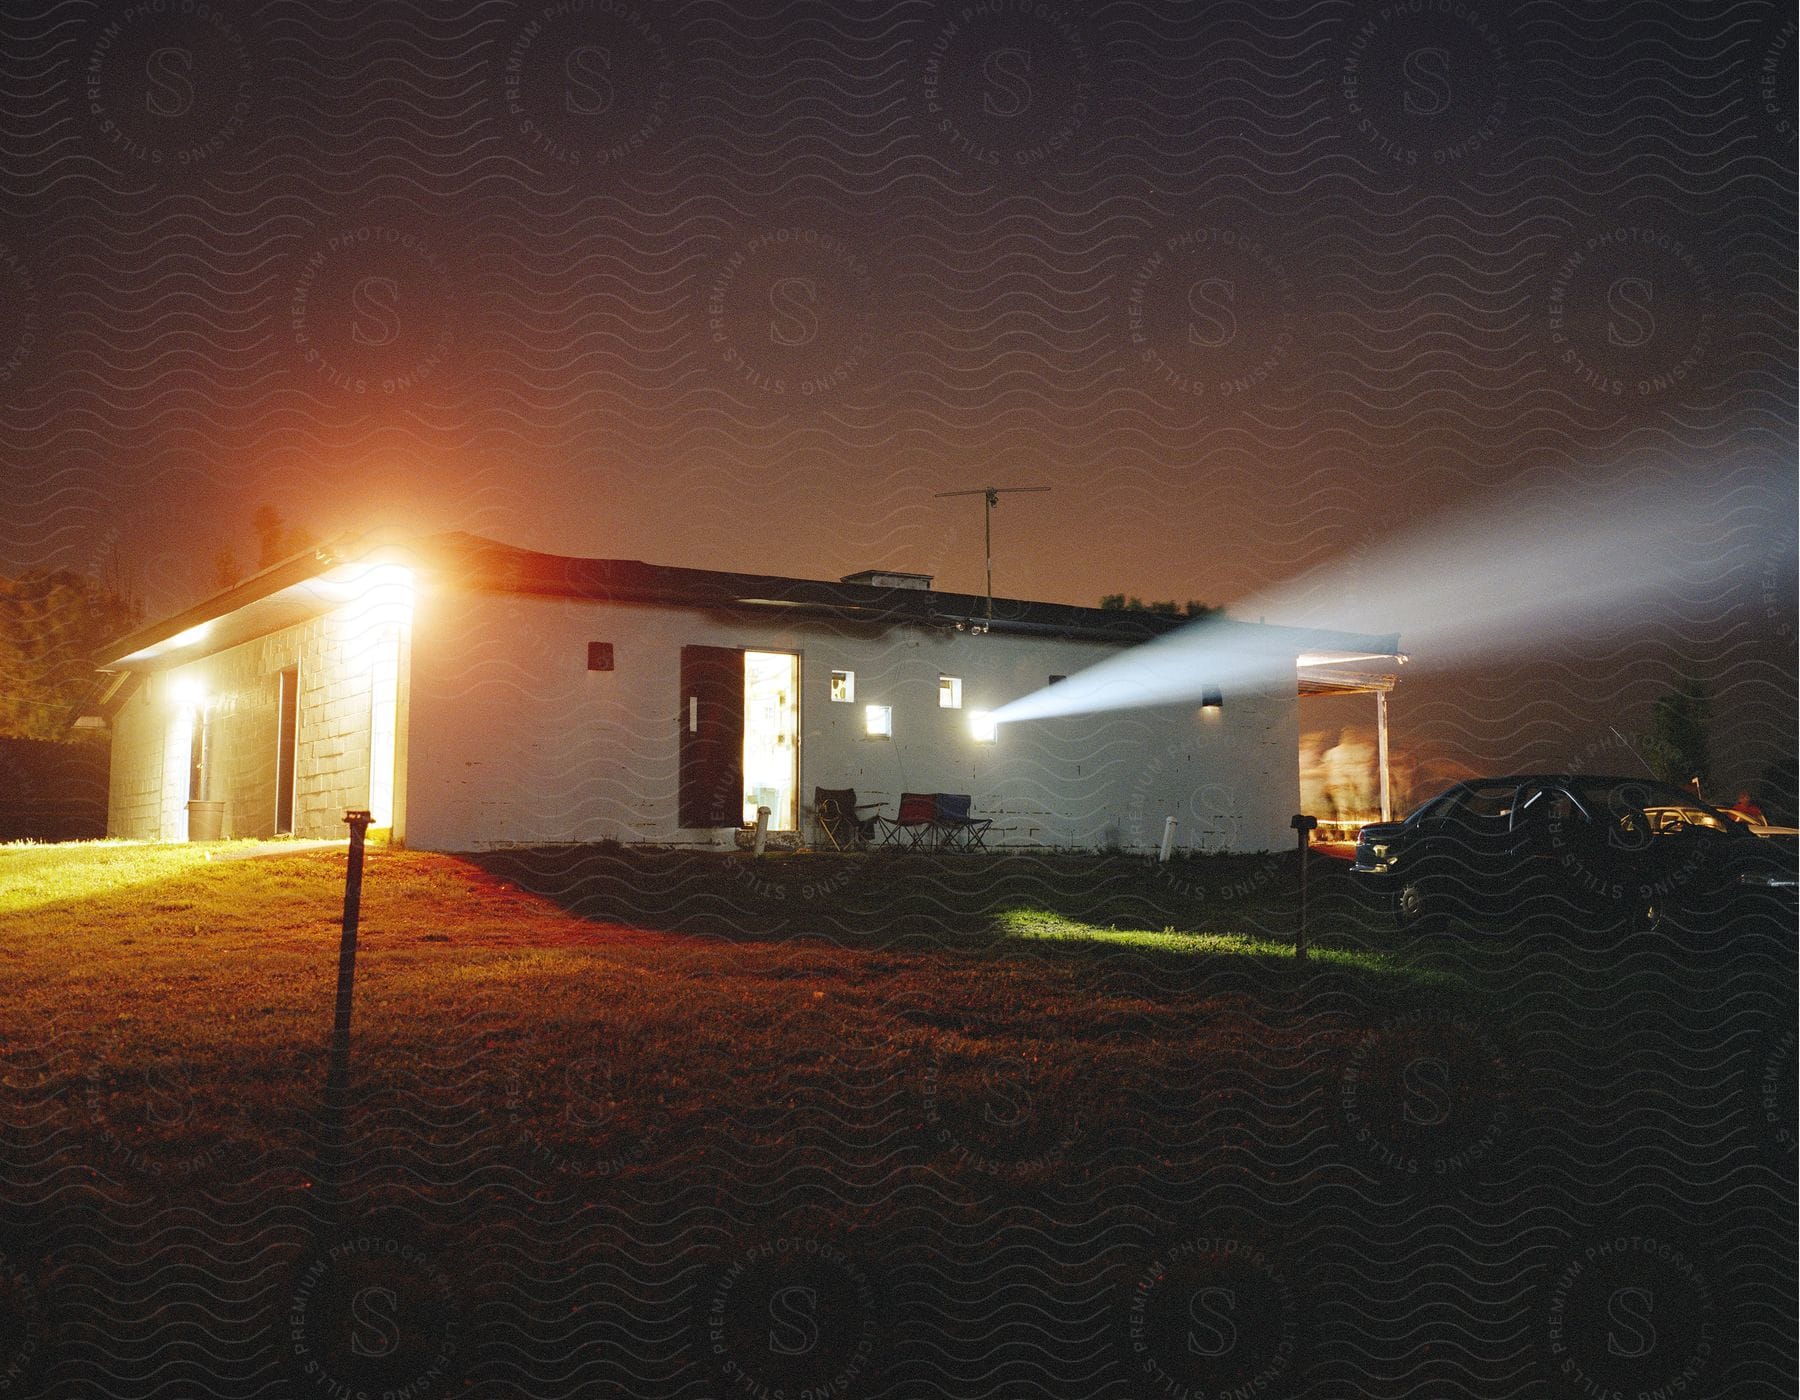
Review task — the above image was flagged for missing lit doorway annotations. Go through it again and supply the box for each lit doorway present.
[275,665,299,835]
[742,651,799,829]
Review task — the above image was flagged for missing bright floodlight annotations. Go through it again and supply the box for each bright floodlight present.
[969,711,997,742]
[171,676,206,709]
[992,464,1790,727]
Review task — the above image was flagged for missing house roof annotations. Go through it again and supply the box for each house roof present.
[92,531,1403,687]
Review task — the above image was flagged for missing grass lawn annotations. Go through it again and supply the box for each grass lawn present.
[0,841,1457,1203]
[0,841,1791,1398]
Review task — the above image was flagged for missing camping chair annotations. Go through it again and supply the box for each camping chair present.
[932,793,993,852]
[812,787,881,851]
[875,792,939,850]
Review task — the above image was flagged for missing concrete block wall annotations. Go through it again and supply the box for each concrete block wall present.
[403,587,1302,853]
[105,607,401,841]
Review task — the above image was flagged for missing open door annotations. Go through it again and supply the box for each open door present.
[274,665,299,835]
[679,646,744,827]
[743,651,799,830]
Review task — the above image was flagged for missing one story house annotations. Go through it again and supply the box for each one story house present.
[82,532,1403,853]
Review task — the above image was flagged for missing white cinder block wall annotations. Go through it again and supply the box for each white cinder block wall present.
[402,587,1301,853]
[106,609,395,841]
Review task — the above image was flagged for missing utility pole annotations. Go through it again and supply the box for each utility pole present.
[934,486,1051,617]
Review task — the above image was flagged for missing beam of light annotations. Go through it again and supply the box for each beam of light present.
[993,467,1791,727]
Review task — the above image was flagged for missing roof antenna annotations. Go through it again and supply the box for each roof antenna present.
[1608,726,1658,779]
[933,485,1051,620]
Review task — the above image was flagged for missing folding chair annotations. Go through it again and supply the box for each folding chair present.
[812,787,881,851]
[932,793,993,852]
[875,792,939,849]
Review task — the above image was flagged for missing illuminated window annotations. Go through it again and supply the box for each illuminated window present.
[970,711,997,743]
[938,675,962,708]
[865,704,892,738]
[831,670,855,702]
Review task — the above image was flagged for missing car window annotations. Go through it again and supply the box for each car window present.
[1409,791,1456,823]
[1642,804,1730,835]
[1442,783,1517,830]
[1513,785,1577,831]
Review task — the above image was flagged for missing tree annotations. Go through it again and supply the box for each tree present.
[1638,680,1711,793]
[0,571,142,741]
[1757,753,1797,827]
[253,504,315,569]
[210,505,317,596]
[1099,594,1219,619]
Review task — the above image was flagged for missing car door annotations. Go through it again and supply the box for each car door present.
[1504,783,1580,914]
[1413,781,1521,918]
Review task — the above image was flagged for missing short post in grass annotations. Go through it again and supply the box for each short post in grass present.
[319,808,372,1206]
[1290,813,1318,961]
[752,804,771,857]
[1158,816,1177,863]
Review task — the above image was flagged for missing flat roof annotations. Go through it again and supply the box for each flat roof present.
[93,530,1403,674]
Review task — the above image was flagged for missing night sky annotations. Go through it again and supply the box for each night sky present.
[2,0,1794,795]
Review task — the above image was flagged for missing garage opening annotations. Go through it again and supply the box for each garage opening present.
[743,650,799,830]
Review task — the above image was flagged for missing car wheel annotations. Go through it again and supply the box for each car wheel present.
[1395,878,1445,933]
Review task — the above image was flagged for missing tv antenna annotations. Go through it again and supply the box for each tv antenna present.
[934,486,1051,618]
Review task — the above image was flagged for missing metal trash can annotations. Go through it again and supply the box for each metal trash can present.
[186,799,225,841]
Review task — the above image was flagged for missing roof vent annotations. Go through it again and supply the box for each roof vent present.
[839,569,933,591]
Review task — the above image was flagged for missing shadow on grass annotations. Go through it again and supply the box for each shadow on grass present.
[462,845,1462,1005]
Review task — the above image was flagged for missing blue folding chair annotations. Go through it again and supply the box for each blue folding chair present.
[932,793,992,852]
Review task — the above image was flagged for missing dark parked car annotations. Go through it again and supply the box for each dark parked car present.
[1352,775,1797,938]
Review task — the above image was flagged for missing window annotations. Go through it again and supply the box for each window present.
[830,670,855,702]
[1047,674,1065,686]
[1442,783,1518,831]
[938,675,962,709]
[864,704,892,738]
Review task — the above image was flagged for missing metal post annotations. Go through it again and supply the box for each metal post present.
[983,489,994,618]
[318,809,372,1209]
[1158,816,1178,863]
[1291,814,1317,960]
[1376,690,1392,823]
[752,804,771,857]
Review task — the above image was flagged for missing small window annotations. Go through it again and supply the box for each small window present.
[938,675,962,709]
[865,704,892,738]
[587,642,614,672]
[831,670,855,703]
[1047,674,1065,686]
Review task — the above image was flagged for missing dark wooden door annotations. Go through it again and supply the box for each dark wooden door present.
[678,646,744,827]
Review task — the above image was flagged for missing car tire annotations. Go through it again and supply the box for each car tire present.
[1395,877,1446,933]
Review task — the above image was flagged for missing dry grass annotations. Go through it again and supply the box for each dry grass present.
[0,841,1458,1207]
